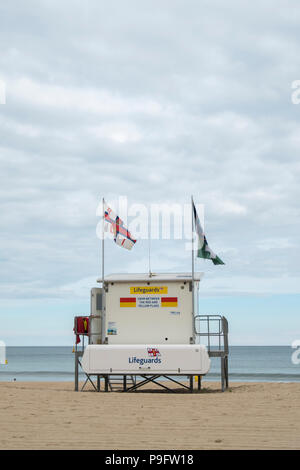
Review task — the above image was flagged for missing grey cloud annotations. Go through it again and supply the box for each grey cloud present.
[0,0,300,300]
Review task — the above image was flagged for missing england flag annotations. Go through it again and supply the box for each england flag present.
[104,201,136,250]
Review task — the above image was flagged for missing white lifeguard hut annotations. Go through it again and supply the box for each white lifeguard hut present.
[74,272,229,392]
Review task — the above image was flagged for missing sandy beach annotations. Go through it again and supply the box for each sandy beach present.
[0,381,299,450]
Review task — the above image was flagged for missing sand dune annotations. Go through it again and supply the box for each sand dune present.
[0,381,299,449]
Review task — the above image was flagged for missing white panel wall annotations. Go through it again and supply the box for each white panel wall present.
[105,281,197,344]
[81,344,211,375]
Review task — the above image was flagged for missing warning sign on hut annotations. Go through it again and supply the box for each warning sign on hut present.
[137,297,160,308]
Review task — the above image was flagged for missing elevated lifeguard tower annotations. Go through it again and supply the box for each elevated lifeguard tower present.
[74,272,229,392]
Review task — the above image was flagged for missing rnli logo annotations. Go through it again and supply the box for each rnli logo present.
[147,348,161,358]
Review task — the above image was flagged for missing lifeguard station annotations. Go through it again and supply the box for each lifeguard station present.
[74,197,228,393]
[74,272,229,393]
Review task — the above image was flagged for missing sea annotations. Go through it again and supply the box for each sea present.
[0,346,299,382]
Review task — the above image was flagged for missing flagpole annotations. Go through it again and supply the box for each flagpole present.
[191,196,195,322]
[148,210,152,277]
[102,197,105,285]
[102,197,105,344]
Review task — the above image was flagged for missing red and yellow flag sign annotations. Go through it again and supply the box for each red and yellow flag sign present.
[161,297,178,307]
[120,297,136,308]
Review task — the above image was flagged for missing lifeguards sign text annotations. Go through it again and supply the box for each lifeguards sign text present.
[130,286,168,295]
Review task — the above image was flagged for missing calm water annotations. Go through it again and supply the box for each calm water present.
[0,346,299,382]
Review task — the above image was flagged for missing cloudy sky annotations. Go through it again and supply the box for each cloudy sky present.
[0,1,300,345]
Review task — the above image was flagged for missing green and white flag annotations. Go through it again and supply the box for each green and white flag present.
[192,199,225,265]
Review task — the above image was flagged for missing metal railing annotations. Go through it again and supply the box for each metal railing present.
[194,315,229,391]
[194,315,229,356]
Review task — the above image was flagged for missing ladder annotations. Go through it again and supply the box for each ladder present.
[108,375,136,391]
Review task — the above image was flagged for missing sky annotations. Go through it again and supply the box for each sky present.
[0,1,300,345]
